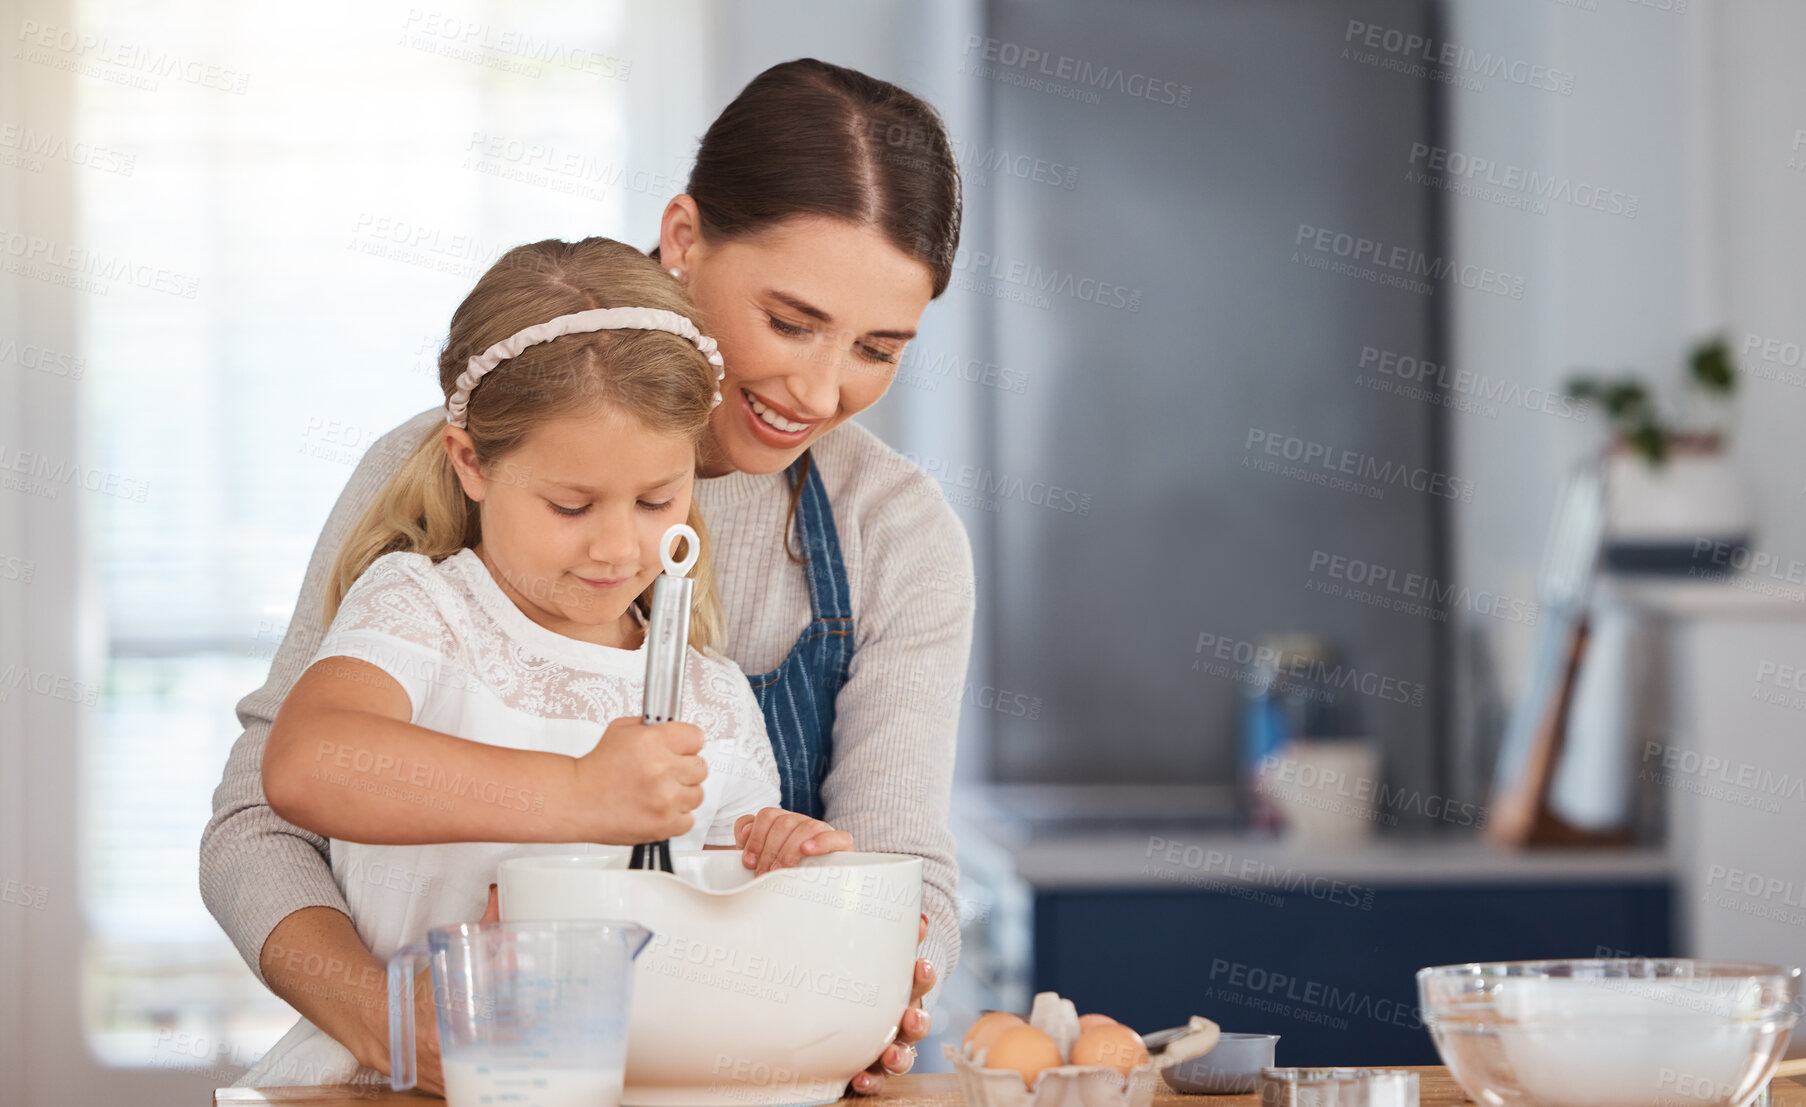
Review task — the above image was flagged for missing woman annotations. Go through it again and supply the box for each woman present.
[200,58,969,1094]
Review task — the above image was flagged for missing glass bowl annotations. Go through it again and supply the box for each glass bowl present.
[1417,959,1800,1107]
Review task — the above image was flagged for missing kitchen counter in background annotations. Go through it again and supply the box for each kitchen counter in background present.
[938,784,1676,1070]
[961,782,1673,887]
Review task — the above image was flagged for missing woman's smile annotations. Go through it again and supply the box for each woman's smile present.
[739,387,826,446]
[666,214,935,476]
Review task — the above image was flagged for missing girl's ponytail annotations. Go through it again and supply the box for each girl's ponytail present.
[324,421,479,623]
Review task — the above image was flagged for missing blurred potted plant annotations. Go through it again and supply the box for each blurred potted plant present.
[1565,336,1751,574]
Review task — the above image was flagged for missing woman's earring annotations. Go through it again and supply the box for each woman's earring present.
[668,267,684,281]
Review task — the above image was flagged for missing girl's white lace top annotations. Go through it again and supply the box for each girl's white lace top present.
[316,548,779,856]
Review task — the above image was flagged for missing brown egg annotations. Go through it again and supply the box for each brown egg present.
[983,1024,1064,1089]
[1077,1013,1118,1033]
[962,1010,1027,1056]
[1070,1022,1150,1076]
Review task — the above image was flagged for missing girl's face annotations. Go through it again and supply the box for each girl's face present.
[660,208,937,476]
[444,406,695,648]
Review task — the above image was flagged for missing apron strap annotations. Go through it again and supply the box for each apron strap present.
[788,454,854,621]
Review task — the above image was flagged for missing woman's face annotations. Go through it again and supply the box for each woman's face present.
[444,406,695,648]
[662,208,937,476]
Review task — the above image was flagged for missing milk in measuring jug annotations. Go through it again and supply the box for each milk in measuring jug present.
[443,1060,625,1107]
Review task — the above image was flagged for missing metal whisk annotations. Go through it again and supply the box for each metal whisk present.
[628,523,699,874]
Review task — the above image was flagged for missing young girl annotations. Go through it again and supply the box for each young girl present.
[243,237,850,1086]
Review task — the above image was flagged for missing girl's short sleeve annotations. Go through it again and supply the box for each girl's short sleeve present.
[311,553,463,720]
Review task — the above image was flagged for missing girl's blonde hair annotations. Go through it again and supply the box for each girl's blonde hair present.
[326,236,725,652]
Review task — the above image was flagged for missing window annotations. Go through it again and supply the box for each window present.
[72,0,651,1068]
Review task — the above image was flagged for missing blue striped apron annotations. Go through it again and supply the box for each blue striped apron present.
[744,455,855,819]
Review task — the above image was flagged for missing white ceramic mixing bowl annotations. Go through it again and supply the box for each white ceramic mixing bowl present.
[499,849,923,1107]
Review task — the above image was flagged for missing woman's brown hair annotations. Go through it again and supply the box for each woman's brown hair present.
[666,58,964,553]
[326,237,725,651]
[685,57,962,294]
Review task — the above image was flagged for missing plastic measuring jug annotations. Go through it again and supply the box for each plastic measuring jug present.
[389,919,653,1107]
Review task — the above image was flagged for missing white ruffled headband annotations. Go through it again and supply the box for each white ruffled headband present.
[445,306,727,429]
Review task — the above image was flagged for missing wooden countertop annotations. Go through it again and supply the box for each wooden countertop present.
[215,1068,1806,1105]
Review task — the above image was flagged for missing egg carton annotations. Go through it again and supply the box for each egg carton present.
[943,993,1220,1107]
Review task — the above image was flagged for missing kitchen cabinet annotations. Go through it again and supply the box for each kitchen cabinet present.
[946,786,1675,1068]
[1585,580,1806,987]
[1032,879,1672,1066]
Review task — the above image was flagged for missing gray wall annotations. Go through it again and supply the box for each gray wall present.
[980,0,1447,805]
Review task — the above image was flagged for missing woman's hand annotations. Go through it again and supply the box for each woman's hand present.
[732,808,854,875]
[398,882,501,1095]
[851,913,935,1096]
[403,962,445,1096]
[729,811,933,1097]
